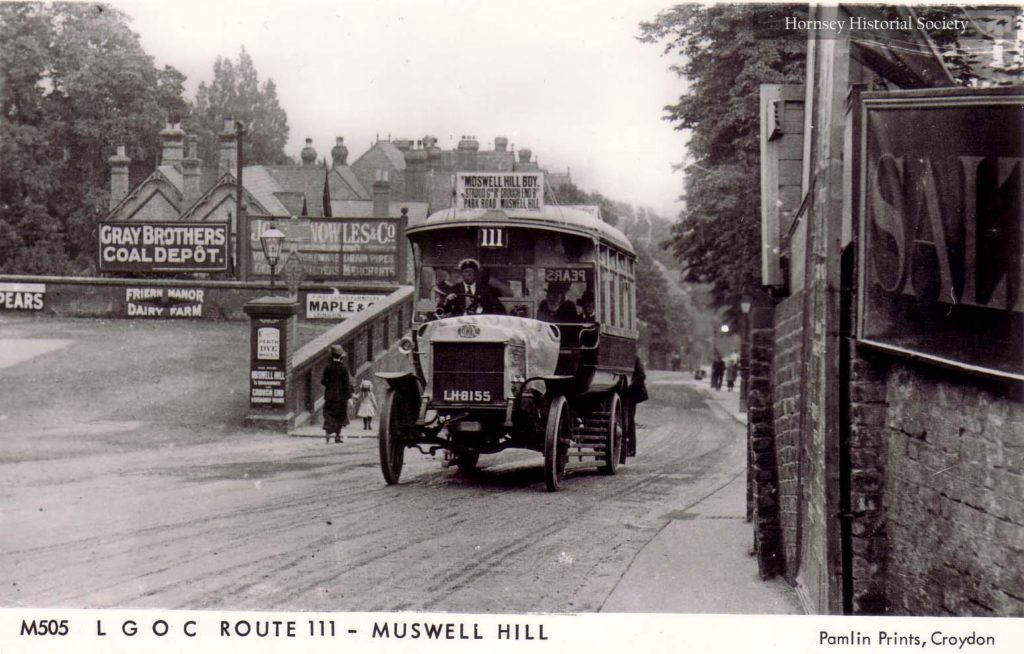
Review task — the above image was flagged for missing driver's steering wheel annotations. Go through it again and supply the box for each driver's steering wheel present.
[439,292,481,317]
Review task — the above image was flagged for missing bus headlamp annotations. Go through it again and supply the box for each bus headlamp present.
[398,336,415,355]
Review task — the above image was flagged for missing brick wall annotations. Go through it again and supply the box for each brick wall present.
[0,274,398,323]
[846,348,889,614]
[750,304,781,577]
[883,363,1024,616]
[772,292,805,580]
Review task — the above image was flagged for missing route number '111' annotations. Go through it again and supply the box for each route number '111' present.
[478,227,506,248]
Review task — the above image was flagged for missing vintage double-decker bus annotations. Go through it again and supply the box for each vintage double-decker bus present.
[377,175,641,491]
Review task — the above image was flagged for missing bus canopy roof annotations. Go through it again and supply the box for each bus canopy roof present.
[409,205,634,255]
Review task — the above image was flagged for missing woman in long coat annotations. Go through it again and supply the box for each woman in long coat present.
[321,345,353,443]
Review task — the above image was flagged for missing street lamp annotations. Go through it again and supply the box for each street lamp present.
[260,225,286,290]
[711,321,729,357]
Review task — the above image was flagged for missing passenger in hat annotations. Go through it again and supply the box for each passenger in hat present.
[355,379,378,431]
[577,290,597,322]
[438,258,505,316]
[321,345,352,443]
[537,282,580,322]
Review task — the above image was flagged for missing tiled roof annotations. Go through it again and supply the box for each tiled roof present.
[373,141,407,171]
[328,166,369,200]
[274,191,307,217]
[179,172,272,220]
[328,200,429,225]
[157,165,183,192]
[240,166,290,216]
[262,166,330,217]
[106,168,183,219]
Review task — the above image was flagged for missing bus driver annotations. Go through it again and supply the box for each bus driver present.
[438,259,505,316]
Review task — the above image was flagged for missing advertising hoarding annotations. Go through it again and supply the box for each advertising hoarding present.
[456,173,544,213]
[249,217,404,283]
[249,318,287,406]
[857,89,1023,379]
[305,292,383,320]
[98,223,230,273]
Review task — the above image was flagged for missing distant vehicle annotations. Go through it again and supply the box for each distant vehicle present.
[377,202,642,491]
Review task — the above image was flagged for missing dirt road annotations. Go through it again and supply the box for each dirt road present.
[0,318,746,612]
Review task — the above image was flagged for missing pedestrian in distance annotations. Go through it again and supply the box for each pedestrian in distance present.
[321,345,353,443]
[711,353,725,391]
[356,379,378,431]
[726,358,738,391]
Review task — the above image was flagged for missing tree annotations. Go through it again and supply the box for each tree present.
[0,3,188,273]
[639,4,806,309]
[548,181,623,226]
[191,47,290,166]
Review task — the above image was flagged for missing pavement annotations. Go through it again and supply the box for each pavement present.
[292,421,381,441]
[602,373,802,614]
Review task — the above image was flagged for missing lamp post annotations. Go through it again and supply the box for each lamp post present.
[234,120,246,279]
[260,225,286,291]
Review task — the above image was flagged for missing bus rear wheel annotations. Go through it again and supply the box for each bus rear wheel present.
[600,394,623,475]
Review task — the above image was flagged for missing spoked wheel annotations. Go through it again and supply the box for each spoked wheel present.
[600,393,624,475]
[378,388,411,484]
[455,451,480,472]
[544,395,570,492]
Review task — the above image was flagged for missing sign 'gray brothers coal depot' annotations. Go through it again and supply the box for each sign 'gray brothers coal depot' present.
[98,223,230,273]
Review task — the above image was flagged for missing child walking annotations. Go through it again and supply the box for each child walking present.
[356,379,378,430]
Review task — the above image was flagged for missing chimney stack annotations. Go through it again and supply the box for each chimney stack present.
[331,137,349,167]
[372,169,391,217]
[181,134,202,206]
[457,135,479,152]
[301,138,317,166]
[108,145,131,210]
[218,118,236,176]
[159,123,185,166]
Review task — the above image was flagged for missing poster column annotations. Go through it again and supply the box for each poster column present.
[243,296,299,430]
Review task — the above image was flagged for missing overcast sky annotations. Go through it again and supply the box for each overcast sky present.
[113,0,689,218]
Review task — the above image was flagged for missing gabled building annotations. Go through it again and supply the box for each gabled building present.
[106,122,372,228]
[352,134,572,214]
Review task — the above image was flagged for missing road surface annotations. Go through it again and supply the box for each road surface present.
[1,317,751,612]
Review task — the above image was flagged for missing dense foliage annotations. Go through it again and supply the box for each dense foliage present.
[547,181,630,227]
[191,47,291,166]
[0,3,188,273]
[0,5,291,274]
[639,4,806,309]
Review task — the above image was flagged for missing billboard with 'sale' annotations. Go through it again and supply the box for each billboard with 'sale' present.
[857,88,1023,380]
